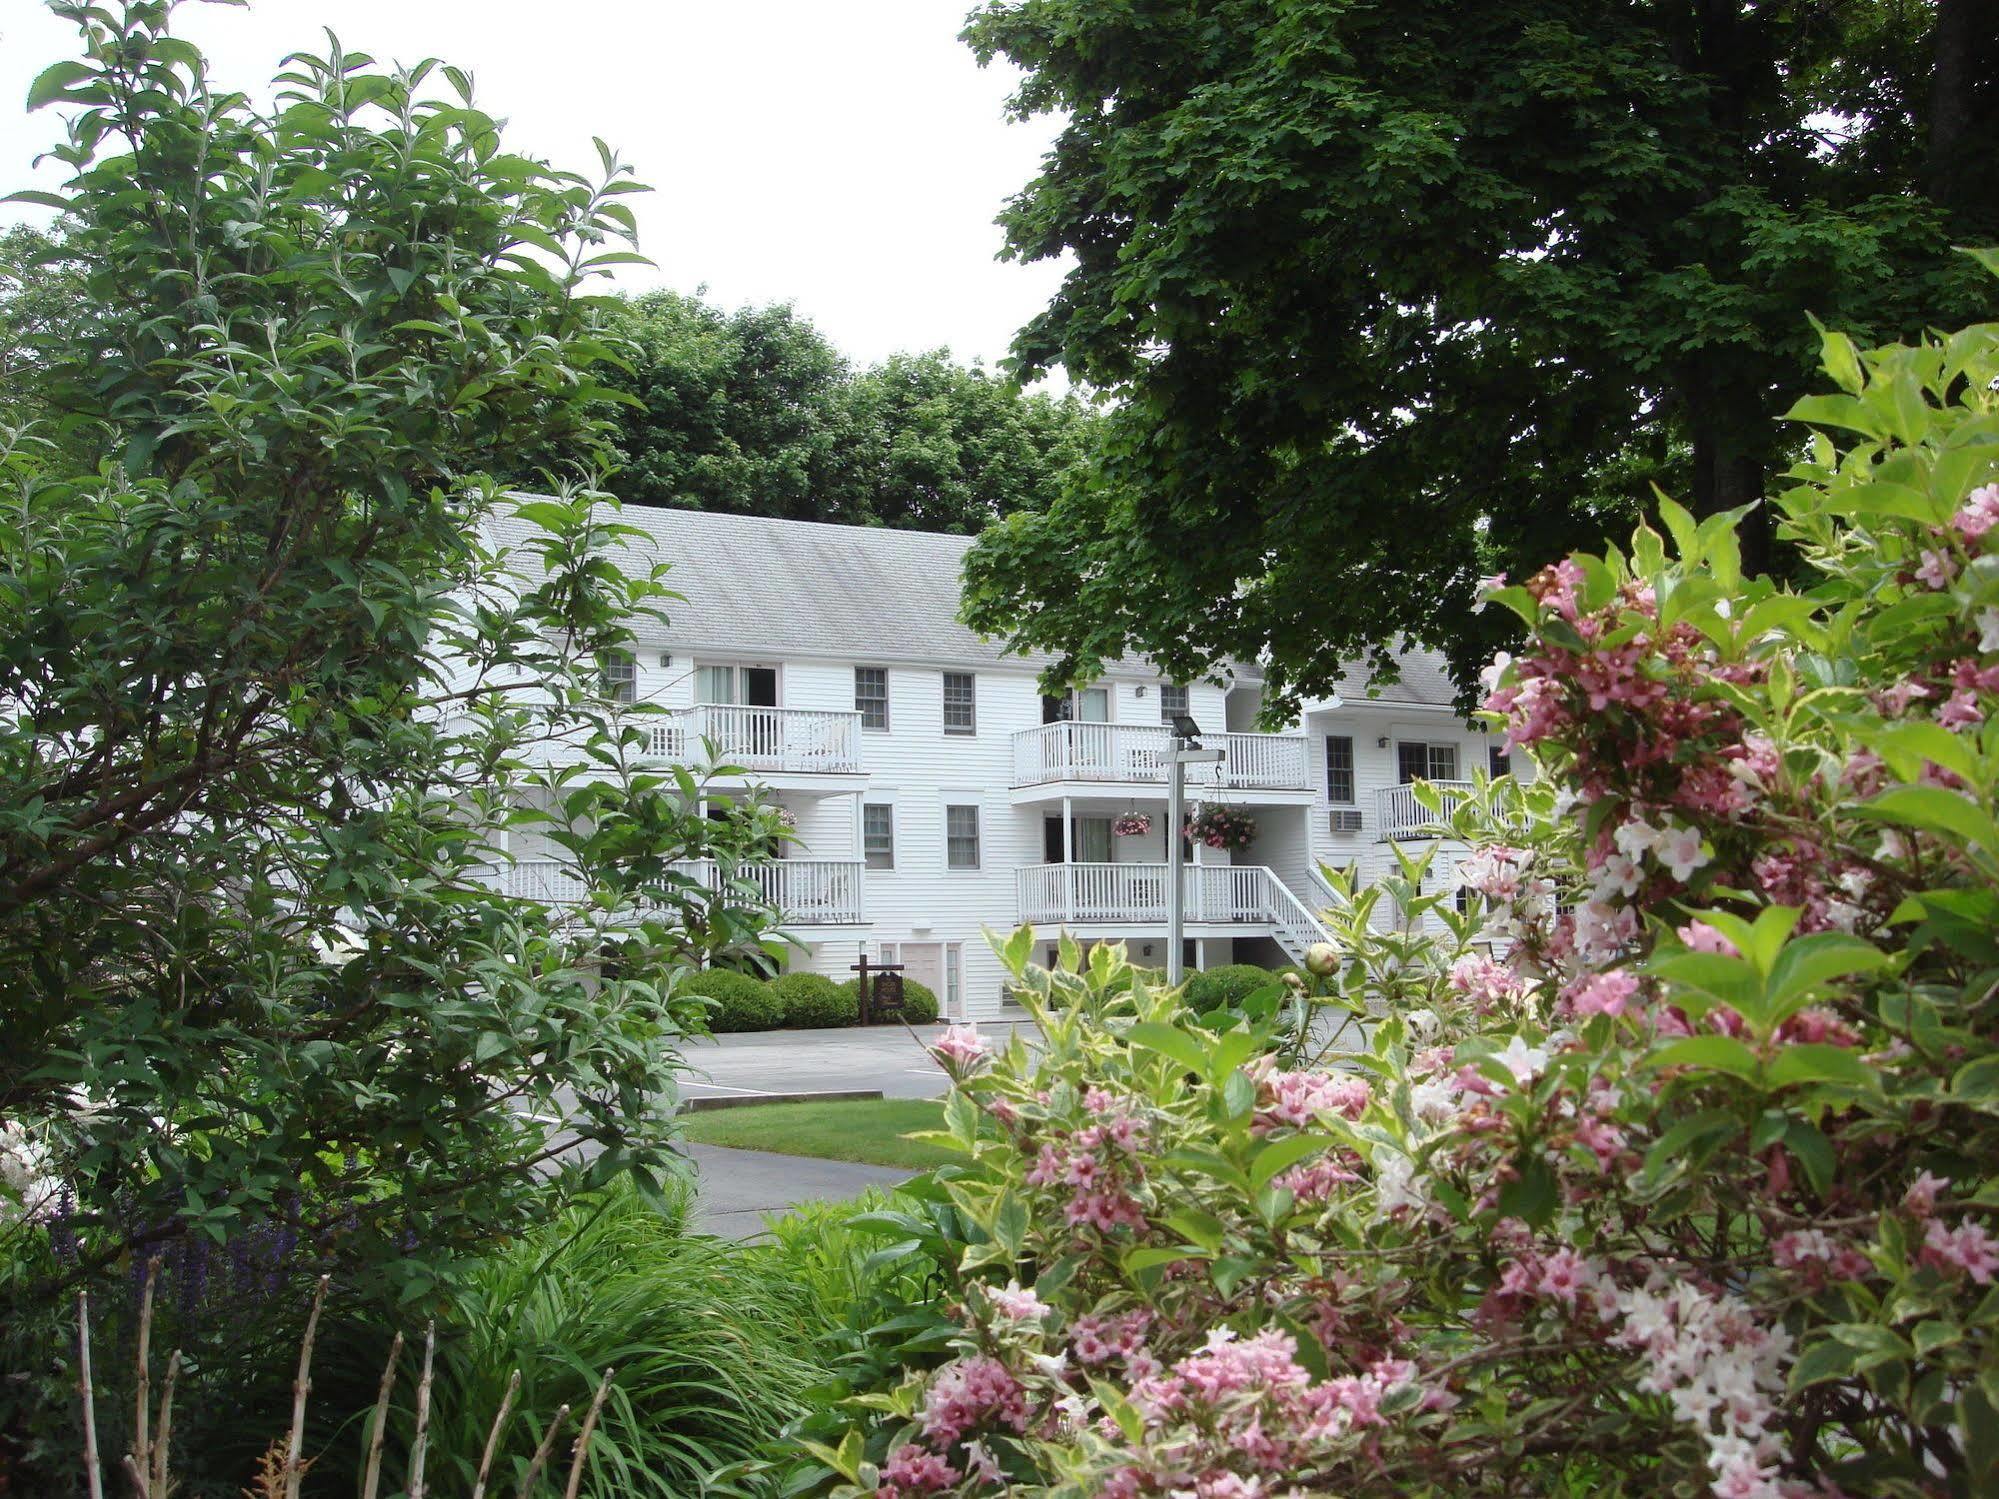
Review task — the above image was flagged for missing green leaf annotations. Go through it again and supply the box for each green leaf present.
[1249,1133,1331,1190]
[1127,1021,1209,1079]
[1764,934,1891,1015]
[1766,1043,1874,1091]
[1646,1035,1760,1082]
[1496,1154,1557,1228]
[1860,786,1999,856]
[26,60,92,110]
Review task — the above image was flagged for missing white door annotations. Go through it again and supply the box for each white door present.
[900,942,945,1000]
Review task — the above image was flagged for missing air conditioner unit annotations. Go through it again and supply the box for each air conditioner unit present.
[1329,808,1365,834]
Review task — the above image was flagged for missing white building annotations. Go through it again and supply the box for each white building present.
[487,506,1500,1021]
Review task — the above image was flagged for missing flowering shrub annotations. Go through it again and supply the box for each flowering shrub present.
[1112,813,1154,838]
[735,288,1999,1497]
[1183,803,1257,852]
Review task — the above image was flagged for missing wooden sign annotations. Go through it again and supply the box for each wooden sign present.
[850,955,907,1024]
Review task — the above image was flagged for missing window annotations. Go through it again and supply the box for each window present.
[602,650,636,705]
[942,672,976,735]
[945,804,981,869]
[1397,741,1459,783]
[945,943,962,1016]
[1325,735,1355,804]
[863,804,895,870]
[1488,743,1511,779]
[695,664,735,704]
[1159,683,1190,724]
[855,667,889,730]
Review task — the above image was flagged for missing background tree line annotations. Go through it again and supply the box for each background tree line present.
[1,224,1101,534]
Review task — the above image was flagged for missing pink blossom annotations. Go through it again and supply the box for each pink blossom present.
[930,1025,991,1074]
[1678,921,1739,956]
[1919,1217,1999,1285]
[1938,688,1985,728]
[1903,1171,1950,1218]
[987,1281,1049,1322]
[1536,1248,1594,1305]
[1251,1065,1370,1132]
[879,1443,959,1496]
[1953,482,1999,543]
[917,1354,1030,1448]
[1567,969,1639,1020]
[1916,548,1959,590]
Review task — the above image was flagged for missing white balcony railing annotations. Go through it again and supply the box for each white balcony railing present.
[1375,780,1477,840]
[641,705,864,775]
[1016,862,1321,933]
[499,857,865,926]
[1010,724,1308,791]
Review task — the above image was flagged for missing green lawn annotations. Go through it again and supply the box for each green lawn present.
[677,1097,956,1170]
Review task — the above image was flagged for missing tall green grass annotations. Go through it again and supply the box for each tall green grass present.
[367,1179,838,1498]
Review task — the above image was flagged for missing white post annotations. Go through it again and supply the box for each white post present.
[1061,795,1075,924]
[1167,755,1185,985]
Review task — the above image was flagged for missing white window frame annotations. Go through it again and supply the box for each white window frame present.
[855,666,890,731]
[944,803,981,870]
[1158,683,1190,724]
[1325,734,1356,804]
[863,803,895,870]
[1397,739,1460,783]
[602,649,637,706]
[942,671,976,736]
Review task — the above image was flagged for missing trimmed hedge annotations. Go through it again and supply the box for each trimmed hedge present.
[683,969,783,1033]
[770,970,858,1029]
[841,976,940,1024]
[1183,962,1283,1011]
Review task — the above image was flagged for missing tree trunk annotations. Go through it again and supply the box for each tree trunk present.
[1686,382,1775,577]
[1927,0,1996,217]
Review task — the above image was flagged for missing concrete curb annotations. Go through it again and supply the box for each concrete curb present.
[679,1088,886,1114]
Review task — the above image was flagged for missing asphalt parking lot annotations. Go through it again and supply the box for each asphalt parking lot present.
[679,1019,1036,1104]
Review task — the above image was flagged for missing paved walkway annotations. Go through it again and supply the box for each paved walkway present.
[680,1020,1037,1103]
[685,1142,910,1237]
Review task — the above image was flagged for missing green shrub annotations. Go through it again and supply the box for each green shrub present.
[770,970,856,1028]
[350,1178,830,1499]
[842,976,941,1023]
[682,968,782,1032]
[1182,961,1281,1011]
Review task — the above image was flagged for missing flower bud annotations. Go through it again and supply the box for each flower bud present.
[1303,942,1340,977]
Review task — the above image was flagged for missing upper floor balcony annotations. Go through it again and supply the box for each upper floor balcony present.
[498,856,867,927]
[1009,723,1311,801]
[640,705,866,782]
[1375,780,1476,841]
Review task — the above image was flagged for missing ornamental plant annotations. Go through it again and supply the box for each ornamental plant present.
[735,281,1999,1497]
[1183,804,1256,852]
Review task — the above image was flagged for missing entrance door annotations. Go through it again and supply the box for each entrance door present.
[742,666,779,759]
[899,942,945,1000]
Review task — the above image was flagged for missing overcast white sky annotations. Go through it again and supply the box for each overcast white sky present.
[0,0,1072,380]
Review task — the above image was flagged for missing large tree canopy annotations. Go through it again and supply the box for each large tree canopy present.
[957,0,1999,710]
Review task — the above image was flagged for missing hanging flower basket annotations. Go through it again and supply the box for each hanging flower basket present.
[1185,803,1256,852]
[1112,813,1153,837]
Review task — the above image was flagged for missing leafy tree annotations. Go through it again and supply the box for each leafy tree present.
[588,289,851,518]
[824,350,1096,533]
[0,223,90,454]
[0,0,780,1462]
[958,0,1999,710]
[532,290,1100,531]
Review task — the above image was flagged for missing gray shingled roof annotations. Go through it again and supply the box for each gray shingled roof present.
[486,499,1458,699]
[1326,651,1460,709]
[487,502,1060,668]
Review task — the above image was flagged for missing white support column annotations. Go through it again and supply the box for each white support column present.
[1061,795,1075,925]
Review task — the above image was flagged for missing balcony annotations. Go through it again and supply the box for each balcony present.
[642,705,864,776]
[1009,723,1309,794]
[1375,780,1476,840]
[1015,862,1330,961]
[499,857,866,926]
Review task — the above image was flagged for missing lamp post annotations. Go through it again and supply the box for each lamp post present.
[1166,714,1225,987]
